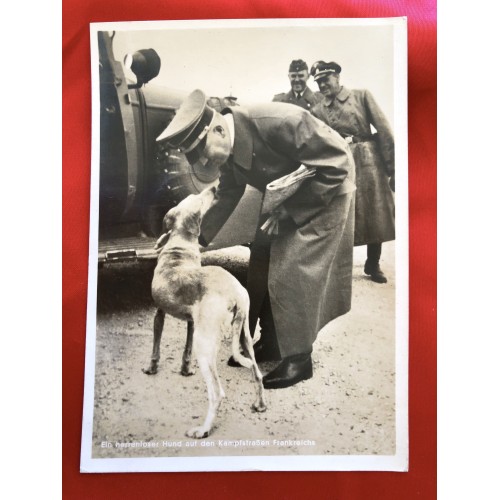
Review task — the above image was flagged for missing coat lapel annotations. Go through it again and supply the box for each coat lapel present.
[223,108,254,184]
[285,90,295,103]
[302,87,318,108]
[332,87,353,131]
[320,87,352,132]
[227,108,253,170]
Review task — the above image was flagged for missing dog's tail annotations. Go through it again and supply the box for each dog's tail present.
[252,325,261,345]
[232,333,253,369]
[231,306,254,369]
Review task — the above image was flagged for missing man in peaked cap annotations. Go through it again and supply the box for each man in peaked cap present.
[156,88,215,153]
[157,89,356,390]
[310,60,395,284]
[272,59,323,110]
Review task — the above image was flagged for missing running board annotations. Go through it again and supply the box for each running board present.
[98,236,158,263]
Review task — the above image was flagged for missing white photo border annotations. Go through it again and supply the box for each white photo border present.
[81,17,408,473]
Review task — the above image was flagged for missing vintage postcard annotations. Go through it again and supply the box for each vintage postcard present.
[81,17,408,472]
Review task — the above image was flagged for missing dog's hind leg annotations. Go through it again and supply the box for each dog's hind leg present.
[142,308,164,375]
[181,320,195,376]
[239,312,267,413]
[186,325,225,439]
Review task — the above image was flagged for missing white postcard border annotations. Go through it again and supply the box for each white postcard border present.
[81,16,408,473]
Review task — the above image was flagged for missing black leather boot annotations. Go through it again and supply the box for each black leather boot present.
[253,341,281,362]
[262,353,312,389]
[364,243,387,283]
[364,261,387,283]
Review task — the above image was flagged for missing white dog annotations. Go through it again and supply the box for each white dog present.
[143,187,267,438]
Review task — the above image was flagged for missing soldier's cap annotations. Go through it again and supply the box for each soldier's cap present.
[310,60,342,80]
[156,89,215,154]
[288,59,308,73]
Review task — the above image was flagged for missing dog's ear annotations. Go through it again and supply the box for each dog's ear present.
[162,213,174,233]
[154,231,171,251]
[184,211,201,236]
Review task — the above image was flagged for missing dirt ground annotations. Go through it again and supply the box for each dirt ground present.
[89,242,395,460]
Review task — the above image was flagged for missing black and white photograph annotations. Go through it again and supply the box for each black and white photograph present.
[80,17,408,472]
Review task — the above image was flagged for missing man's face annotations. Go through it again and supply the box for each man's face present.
[316,73,341,99]
[198,113,231,169]
[288,70,309,94]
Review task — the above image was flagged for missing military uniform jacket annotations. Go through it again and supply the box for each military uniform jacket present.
[200,103,356,357]
[272,87,323,111]
[312,87,395,245]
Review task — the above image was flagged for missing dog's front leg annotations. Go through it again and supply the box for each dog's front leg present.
[142,308,164,375]
[181,320,195,376]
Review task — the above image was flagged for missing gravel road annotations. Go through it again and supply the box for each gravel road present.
[89,242,396,460]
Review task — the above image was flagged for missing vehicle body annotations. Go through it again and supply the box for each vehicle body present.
[97,31,261,263]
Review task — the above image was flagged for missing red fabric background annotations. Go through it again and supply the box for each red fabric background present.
[62,1,436,498]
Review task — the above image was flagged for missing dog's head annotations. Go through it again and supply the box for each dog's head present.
[154,186,217,250]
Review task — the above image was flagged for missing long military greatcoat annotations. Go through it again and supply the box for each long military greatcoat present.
[312,87,395,246]
[200,103,356,357]
[272,86,323,111]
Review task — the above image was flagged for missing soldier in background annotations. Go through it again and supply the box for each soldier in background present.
[272,59,323,111]
[311,60,395,284]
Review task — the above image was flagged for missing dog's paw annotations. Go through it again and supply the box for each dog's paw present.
[180,366,196,377]
[252,401,267,413]
[142,363,158,375]
[186,426,210,439]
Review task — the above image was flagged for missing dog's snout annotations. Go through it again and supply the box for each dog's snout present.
[210,186,217,194]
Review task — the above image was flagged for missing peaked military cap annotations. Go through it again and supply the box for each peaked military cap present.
[156,89,215,153]
[310,60,342,80]
[288,59,308,73]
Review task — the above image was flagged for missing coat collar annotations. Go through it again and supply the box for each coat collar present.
[322,86,350,106]
[223,107,253,171]
[285,86,316,103]
[301,86,317,103]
